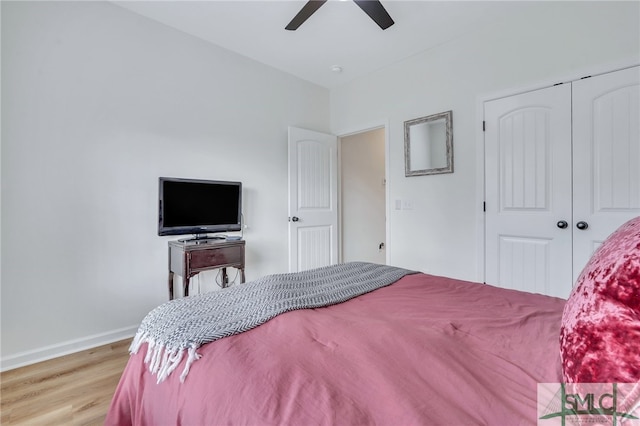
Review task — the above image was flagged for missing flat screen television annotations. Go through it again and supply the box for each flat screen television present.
[158,177,242,238]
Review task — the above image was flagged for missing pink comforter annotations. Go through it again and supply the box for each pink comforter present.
[106,273,565,425]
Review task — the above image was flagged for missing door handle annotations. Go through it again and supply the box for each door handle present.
[576,221,589,230]
[556,220,568,229]
[291,216,300,222]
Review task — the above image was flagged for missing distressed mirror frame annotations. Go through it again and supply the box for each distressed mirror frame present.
[404,110,453,177]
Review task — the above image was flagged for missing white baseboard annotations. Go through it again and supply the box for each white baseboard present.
[0,325,138,372]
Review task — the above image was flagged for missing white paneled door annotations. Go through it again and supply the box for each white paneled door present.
[572,67,640,282]
[485,66,640,298]
[288,127,338,272]
[484,84,573,298]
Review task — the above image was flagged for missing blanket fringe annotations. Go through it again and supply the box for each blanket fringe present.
[129,330,146,354]
[179,345,201,383]
[129,331,195,384]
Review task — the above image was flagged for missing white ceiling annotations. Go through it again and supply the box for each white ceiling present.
[114,1,539,89]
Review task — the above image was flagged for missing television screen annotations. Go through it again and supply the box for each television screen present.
[158,177,242,237]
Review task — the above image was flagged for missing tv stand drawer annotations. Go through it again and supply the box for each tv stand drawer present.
[189,245,243,270]
[168,239,246,299]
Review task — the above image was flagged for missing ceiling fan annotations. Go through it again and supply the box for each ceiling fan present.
[285,0,395,31]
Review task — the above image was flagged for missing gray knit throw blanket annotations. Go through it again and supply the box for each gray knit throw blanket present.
[130,262,415,383]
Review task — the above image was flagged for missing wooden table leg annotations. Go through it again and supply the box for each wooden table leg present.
[168,271,174,300]
[222,268,228,288]
[184,276,190,297]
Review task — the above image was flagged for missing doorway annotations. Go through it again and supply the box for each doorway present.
[340,128,387,264]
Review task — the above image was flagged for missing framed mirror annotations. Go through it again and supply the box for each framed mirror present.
[404,110,453,176]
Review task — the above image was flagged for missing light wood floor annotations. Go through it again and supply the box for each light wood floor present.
[1,339,131,425]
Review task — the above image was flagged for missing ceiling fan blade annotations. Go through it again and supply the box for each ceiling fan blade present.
[285,0,328,31]
[353,0,394,30]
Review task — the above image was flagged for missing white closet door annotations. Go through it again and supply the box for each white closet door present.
[288,126,339,272]
[572,66,640,281]
[485,84,573,298]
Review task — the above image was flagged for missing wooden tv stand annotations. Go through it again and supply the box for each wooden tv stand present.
[168,238,246,299]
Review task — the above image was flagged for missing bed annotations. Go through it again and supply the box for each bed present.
[106,216,640,425]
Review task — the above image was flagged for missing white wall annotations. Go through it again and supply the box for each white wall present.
[330,1,640,282]
[1,1,329,368]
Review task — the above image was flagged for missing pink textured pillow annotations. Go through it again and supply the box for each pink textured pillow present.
[560,216,640,383]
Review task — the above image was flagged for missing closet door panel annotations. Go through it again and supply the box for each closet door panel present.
[484,84,573,298]
[572,66,640,282]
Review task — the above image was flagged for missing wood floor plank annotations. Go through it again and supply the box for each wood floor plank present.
[0,339,131,425]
